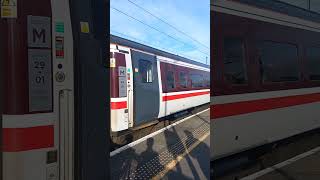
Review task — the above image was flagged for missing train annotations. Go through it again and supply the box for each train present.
[0,0,110,179]
[211,0,320,160]
[110,35,210,132]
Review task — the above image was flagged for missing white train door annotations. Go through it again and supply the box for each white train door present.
[0,0,74,179]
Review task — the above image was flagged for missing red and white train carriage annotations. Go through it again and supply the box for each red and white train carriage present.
[1,0,109,179]
[211,0,320,160]
[110,35,210,132]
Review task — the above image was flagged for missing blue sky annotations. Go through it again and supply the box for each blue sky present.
[110,0,210,65]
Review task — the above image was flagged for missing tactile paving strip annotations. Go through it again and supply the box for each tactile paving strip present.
[111,121,210,180]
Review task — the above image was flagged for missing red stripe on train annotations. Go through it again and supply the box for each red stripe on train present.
[163,91,210,101]
[3,125,54,152]
[211,93,320,119]
[111,101,127,109]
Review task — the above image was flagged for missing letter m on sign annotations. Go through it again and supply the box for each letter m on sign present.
[33,28,46,43]
[27,15,51,48]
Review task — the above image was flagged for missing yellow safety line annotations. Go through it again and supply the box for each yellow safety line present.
[152,131,210,180]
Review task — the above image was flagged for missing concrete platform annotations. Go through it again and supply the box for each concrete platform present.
[110,109,210,180]
[241,147,320,180]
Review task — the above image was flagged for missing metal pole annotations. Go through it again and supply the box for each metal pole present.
[0,18,4,180]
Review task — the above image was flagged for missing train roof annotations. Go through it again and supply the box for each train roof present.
[110,35,210,69]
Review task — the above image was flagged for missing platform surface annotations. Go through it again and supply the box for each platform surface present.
[239,147,320,180]
[255,150,320,180]
[110,109,210,180]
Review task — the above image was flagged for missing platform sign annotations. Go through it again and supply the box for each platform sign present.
[1,0,17,18]
[28,49,52,112]
[27,16,51,48]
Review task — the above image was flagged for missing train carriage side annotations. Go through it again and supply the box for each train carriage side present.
[158,57,210,118]
[110,36,210,132]
[211,10,320,160]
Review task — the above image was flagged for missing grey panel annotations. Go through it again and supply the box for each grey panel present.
[118,76,127,97]
[131,50,160,125]
[28,49,52,112]
[27,16,51,48]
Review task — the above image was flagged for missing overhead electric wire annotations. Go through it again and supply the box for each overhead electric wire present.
[110,30,207,63]
[111,6,210,57]
[127,0,210,50]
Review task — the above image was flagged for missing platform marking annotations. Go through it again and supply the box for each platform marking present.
[152,131,210,180]
[240,146,320,180]
[110,108,209,157]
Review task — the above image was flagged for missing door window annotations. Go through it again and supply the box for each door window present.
[139,60,153,83]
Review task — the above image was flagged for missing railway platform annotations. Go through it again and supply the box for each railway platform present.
[241,146,320,180]
[110,108,210,180]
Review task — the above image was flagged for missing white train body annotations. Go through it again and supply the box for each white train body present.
[211,0,320,160]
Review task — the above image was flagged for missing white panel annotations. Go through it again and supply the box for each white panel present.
[211,102,320,160]
[161,94,210,117]
[3,149,54,180]
[111,109,129,132]
[212,87,320,105]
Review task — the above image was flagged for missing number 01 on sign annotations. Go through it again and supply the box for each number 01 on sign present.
[1,0,17,18]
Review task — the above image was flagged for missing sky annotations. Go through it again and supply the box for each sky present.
[110,0,210,65]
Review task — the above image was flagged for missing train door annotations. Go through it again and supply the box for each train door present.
[131,50,160,125]
[110,45,134,132]
[0,0,75,179]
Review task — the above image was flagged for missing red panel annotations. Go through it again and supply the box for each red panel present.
[160,62,210,93]
[111,52,126,98]
[211,93,320,119]
[163,91,210,101]
[111,101,127,109]
[212,12,320,96]
[3,125,54,152]
[2,0,52,114]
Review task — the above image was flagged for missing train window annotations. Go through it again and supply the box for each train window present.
[166,71,175,90]
[278,0,309,9]
[139,60,153,83]
[306,47,320,80]
[203,73,210,88]
[179,72,188,88]
[190,74,203,88]
[223,38,248,84]
[257,41,299,83]
[310,0,320,13]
